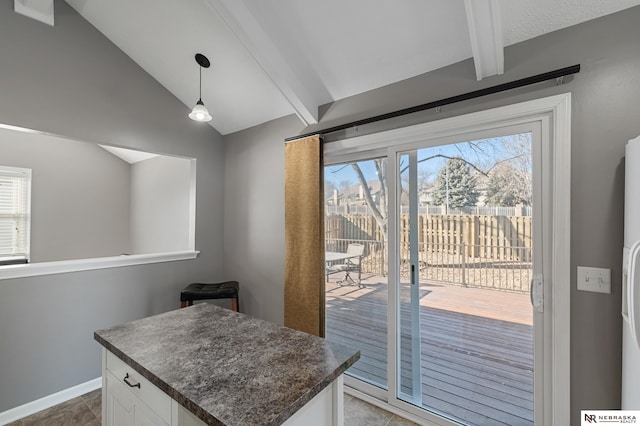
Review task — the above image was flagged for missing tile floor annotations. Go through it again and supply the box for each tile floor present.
[6,389,101,426]
[343,393,420,426]
[6,389,419,426]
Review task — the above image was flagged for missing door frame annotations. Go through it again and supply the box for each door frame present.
[325,93,571,425]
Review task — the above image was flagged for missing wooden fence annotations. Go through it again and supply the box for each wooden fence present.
[410,214,532,261]
[325,213,533,292]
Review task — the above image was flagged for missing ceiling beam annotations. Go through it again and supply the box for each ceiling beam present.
[14,0,54,26]
[464,0,503,80]
[205,0,320,126]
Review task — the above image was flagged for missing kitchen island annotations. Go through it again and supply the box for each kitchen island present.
[94,303,359,426]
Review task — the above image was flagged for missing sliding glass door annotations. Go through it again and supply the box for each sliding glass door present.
[324,133,537,425]
[321,96,567,424]
[392,134,537,425]
[324,157,389,390]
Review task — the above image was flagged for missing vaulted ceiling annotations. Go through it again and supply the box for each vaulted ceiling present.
[16,0,640,135]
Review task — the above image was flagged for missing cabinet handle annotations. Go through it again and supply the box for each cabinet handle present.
[123,373,141,389]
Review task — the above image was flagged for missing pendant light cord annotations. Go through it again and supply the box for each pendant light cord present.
[199,65,202,101]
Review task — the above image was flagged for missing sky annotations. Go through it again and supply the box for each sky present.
[324,133,532,189]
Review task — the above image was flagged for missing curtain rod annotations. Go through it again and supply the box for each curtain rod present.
[285,64,580,142]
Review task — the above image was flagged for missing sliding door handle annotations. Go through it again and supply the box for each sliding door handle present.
[411,264,416,285]
[530,274,543,313]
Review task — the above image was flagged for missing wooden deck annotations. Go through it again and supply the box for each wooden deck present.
[325,275,534,426]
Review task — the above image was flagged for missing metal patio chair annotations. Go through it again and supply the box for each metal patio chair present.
[335,243,365,288]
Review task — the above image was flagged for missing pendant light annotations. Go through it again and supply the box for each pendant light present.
[188,53,212,122]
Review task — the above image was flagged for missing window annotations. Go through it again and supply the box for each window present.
[0,166,31,265]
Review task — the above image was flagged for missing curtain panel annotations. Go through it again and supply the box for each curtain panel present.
[284,135,325,337]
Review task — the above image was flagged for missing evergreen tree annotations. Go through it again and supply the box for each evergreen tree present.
[431,159,479,209]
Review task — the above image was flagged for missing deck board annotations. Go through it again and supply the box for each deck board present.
[326,275,534,426]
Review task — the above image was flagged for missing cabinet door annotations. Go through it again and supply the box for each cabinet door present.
[106,371,169,426]
[177,403,207,426]
[105,372,136,426]
[134,404,170,426]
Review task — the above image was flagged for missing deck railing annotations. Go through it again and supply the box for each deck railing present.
[401,241,532,292]
[326,212,533,293]
[326,238,532,293]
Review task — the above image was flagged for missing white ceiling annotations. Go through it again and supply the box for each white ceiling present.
[55,0,640,135]
[99,145,159,164]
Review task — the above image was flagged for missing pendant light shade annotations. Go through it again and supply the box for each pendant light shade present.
[189,99,212,122]
[189,53,212,123]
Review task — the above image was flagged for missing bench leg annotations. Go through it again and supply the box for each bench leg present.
[182,299,237,311]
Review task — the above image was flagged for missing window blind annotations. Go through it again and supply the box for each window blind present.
[0,167,30,260]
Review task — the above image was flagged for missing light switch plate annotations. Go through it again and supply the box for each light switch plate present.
[577,266,611,293]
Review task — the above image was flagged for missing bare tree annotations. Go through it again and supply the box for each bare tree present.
[485,162,532,206]
[338,133,532,243]
[350,159,388,242]
[325,179,337,201]
[338,179,353,193]
[347,154,487,244]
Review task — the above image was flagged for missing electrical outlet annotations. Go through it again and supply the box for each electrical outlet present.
[577,266,611,294]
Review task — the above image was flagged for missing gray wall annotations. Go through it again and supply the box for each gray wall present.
[0,0,225,412]
[224,116,304,324]
[222,6,640,423]
[0,128,131,262]
[130,155,192,254]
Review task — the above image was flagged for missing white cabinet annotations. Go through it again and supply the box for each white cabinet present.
[175,403,206,426]
[102,348,344,426]
[105,370,170,426]
[282,376,344,426]
[103,349,208,426]
[103,350,172,426]
[104,372,134,426]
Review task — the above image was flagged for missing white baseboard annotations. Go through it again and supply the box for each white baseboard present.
[0,377,102,425]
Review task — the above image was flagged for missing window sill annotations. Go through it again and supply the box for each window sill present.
[0,251,199,280]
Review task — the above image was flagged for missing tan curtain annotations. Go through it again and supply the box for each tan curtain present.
[284,135,325,337]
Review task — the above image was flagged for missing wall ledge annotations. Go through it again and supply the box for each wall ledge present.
[0,251,199,280]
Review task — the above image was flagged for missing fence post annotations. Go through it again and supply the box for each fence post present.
[382,239,386,277]
[461,242,466,287]
[467,215,480,258]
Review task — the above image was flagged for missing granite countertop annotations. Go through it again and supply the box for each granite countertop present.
[94,303,359,426]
